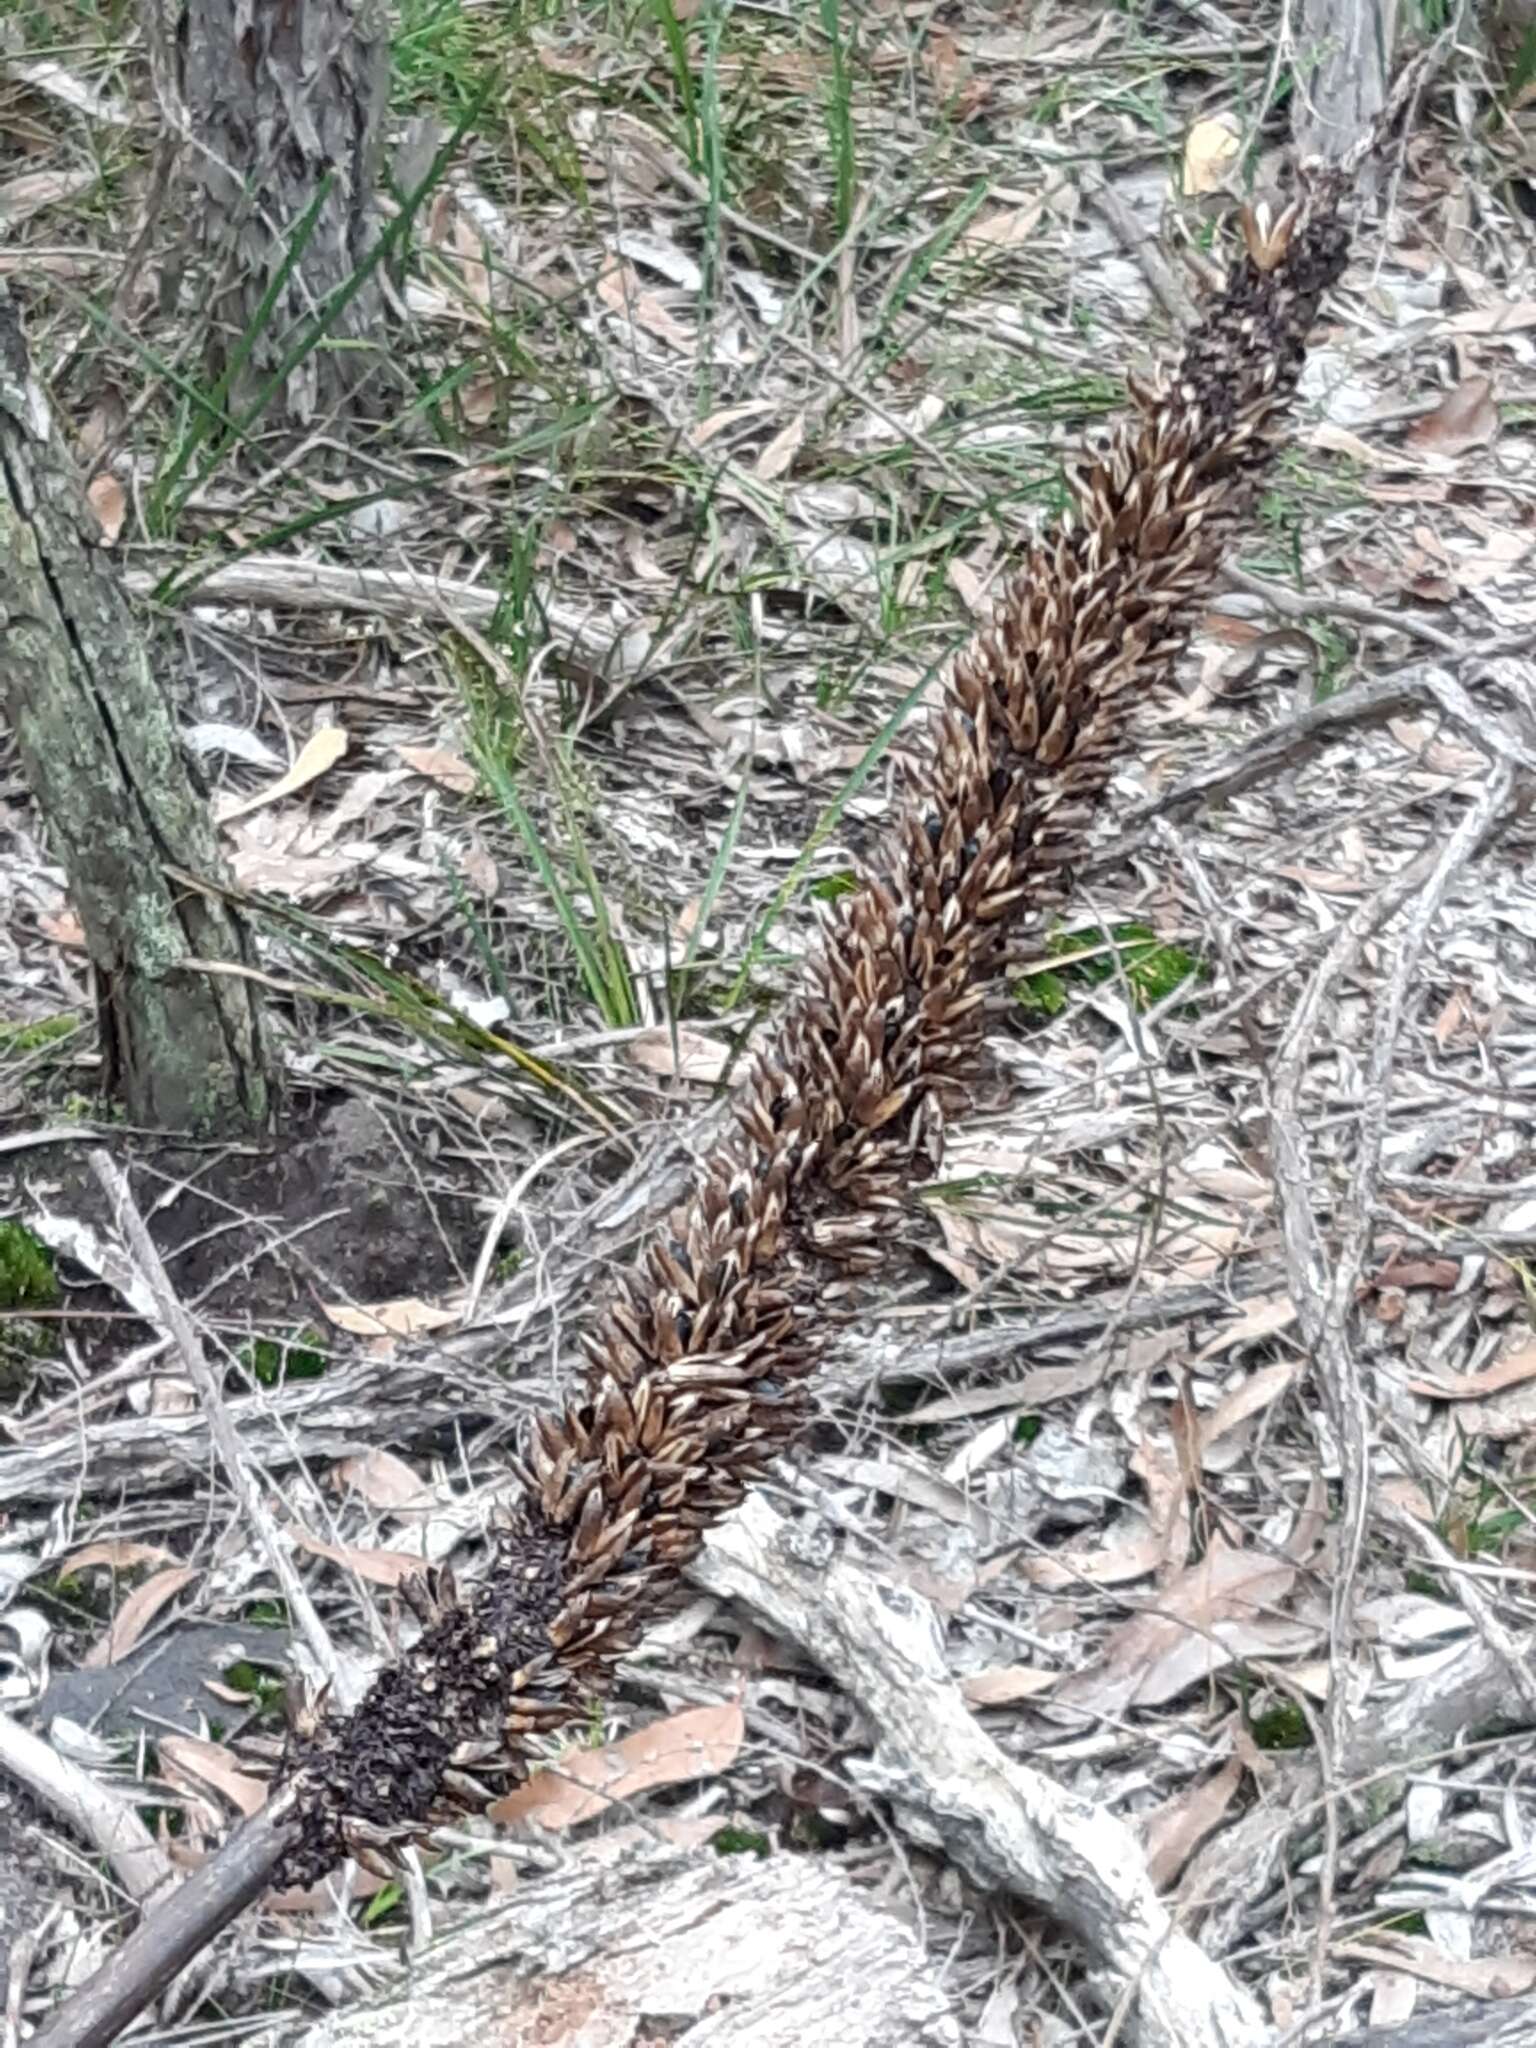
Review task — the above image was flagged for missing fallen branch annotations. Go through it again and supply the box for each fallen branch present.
[695,1490,1266,2048]
[123,556,656,689]
[267,1835,960,2048]
[3,1257,1297,1506]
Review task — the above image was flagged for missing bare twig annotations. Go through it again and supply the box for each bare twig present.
[25,1793,302,2048]
[87,1151,366,1696]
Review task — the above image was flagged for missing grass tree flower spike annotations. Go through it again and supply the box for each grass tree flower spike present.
[277,167,1353,1884]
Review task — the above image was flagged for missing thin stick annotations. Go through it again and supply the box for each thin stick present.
[0,1714,169,1906]
[25,1794,301,2048]
[87,1151,362,1692]
[1267,761,1518,2002]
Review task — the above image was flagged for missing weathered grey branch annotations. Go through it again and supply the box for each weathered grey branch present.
[3,1260,1294,1507]
[1294,0,1398,170]
[695,1491,1267,2048]
[262,1841,961,2048]
[178,0,392,427]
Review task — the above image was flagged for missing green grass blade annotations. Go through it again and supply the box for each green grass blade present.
[725,648,949,1009]
[149,174,335,533]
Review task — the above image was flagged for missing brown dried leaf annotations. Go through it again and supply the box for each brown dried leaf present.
[1057,1537,1300,1712]
[1305,420,1391,467]
[86,472,126,546]
[396,744,477,794]
[39,906,84,949]
[922,27,965,96]
[595,261,695,353]
[331,1449,436,1511]
[1404,375,1499,457]
[628,1026,733,1083]
[1025,1519,1169,1593]
[961,1664,1058,1707]
[291,1531,430,1587]
[1335,1937,1536,1999]
[459,833,498,895]
[0,167,99,223]
[82,1564,200,1668]
[690,398,778,447]
[452,211,491,312]
[1408,1342,1536,1402]
[1196,1293,1298,1362]
[57,1539,179,1577]
[905,1357,1108,1426]
[1142,1755,1244,1891]
[1447,298,1536,335]
[962,200,1043,251]
[458,372,498,425]
[488,1701,745,1830]
[1182,115,1241,196]
[157,1734,268,1818]
[1196,1361,1297,1464]
[754,410,806,482]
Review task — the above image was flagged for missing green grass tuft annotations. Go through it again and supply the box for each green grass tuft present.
[0,1221,60,1312]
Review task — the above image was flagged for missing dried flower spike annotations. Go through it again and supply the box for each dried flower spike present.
[277,163,1354,1885]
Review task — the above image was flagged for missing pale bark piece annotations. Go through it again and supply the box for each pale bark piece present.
[124,556,657,690]
[262,1843,960,2048]
[1335,2001,1536,2048]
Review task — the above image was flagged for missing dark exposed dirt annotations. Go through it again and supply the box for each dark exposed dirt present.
[0,1090,484,1384]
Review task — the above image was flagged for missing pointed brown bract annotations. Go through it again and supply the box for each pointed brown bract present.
[277,171,1352,1884]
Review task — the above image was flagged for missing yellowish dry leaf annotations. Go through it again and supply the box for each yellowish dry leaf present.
[1182,114,1241,196]
[322,1296,461,1338]
[86,471,125,545]
[396,743,477,794]
[219,727,349,823]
